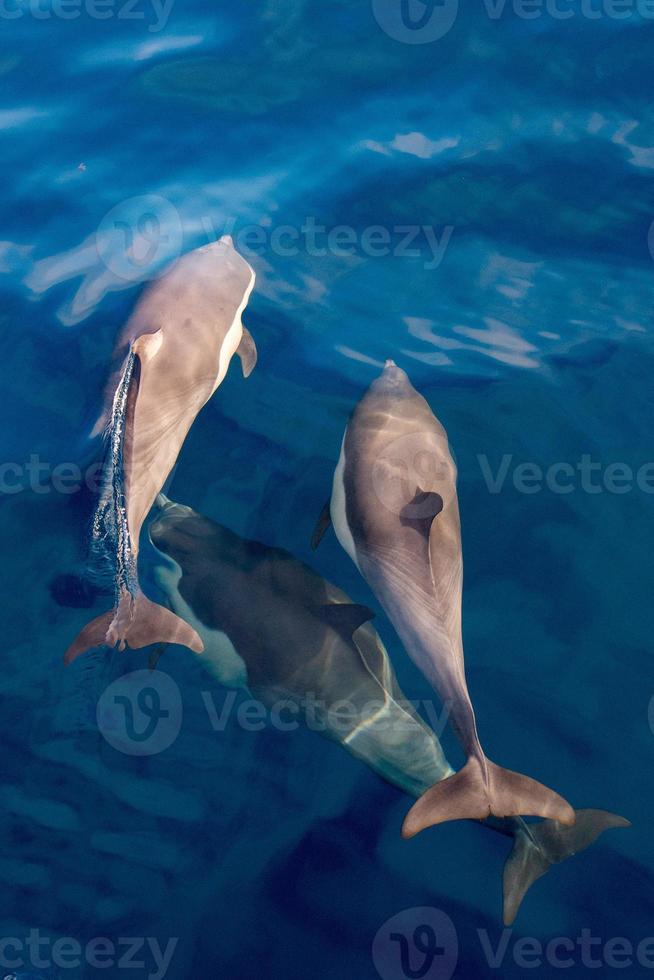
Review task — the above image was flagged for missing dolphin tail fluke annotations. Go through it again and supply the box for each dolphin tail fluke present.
[64,609,115,665]
[486,760,576,825]
[402,757,575,837]
[115,591,204,654]
[64,591,204,664]
[502,822,550,926]
[503,809,630,925]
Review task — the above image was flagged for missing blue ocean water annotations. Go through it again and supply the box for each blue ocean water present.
[1,1,653,978]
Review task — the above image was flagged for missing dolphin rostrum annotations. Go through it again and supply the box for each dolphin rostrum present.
[64,237,257,664]
[150,495,628,925]
[313,360,576,836]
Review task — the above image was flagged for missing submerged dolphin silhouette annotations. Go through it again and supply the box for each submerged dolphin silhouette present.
[313,361,575,835]
[149,493,451,792]
[65,237,257,664]
[149,495,628,925]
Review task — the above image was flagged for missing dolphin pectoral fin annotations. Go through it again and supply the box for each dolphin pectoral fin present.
[402,757,575,837]
[502,809,630,925]
[320,602,375,639]
[90,412,109,439]
[236,326,257,377]
[132,329,163,362]
[311,500,332,550]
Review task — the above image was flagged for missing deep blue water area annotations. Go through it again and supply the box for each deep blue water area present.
[1,1,653,978]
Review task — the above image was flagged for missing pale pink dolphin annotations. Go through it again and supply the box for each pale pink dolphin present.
[65,236,257,664]
[313,361,576,835]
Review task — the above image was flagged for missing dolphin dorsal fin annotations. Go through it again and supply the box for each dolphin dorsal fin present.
[320,602,375,639]
[399,487,443,539]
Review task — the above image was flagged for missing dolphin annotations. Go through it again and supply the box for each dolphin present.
[149,495,628,925]
[312,360,576,836]
[64,237,257,664]
[148,495,446,793]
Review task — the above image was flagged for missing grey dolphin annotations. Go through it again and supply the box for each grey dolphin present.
[65,237,257,664]
[149,494,450,794]
[313,361,575,836]
[149,495,628,925]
